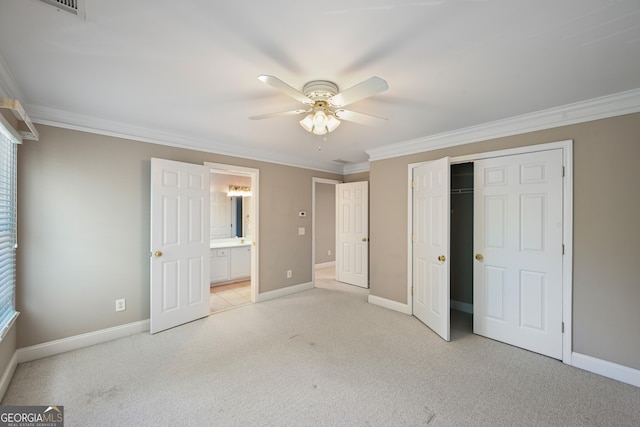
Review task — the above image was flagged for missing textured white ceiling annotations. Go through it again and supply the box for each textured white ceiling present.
[1,0,639,172]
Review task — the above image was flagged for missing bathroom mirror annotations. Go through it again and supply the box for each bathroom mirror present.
[210,173,252,241]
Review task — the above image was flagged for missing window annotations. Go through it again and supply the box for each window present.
[0,119,18,340]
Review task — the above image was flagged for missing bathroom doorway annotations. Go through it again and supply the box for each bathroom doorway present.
[205,162,259,313]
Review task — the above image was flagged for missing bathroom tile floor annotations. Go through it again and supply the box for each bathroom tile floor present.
[210,280,251,314]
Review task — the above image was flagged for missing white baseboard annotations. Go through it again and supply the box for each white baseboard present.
[16,320,150,364]
[368,294,412,315]
[256,281,314,303]
[315,261,335,269]
[0,351,18,401]
[571,352,640,388]
[451,300,474,314]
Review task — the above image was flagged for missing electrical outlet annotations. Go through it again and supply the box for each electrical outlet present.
[328,250,331,256]
[115,298,126,312]
[286,270,292,279]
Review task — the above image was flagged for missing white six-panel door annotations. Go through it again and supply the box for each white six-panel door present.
[150,158,210,334]
[473,149,563,359]
[413,157,450,341]
[336,181,369,288]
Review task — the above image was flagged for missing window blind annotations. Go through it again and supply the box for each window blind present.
[0,121,18,340]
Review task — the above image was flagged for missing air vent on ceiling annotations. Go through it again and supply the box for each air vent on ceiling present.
[38,0,85,18]
[333,159,350,164]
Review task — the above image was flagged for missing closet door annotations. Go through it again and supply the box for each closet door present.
[413,157,450,341]
[473,149,563,359]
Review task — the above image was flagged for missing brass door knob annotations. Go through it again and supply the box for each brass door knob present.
[362,237,368,242]
[475,253,484,261]
[438,255,446,262]
[154,251,163,257]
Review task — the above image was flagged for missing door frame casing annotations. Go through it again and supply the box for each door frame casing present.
[205,162,259,303]
[407,140,573,364]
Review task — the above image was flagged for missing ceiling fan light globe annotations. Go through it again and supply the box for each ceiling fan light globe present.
[299,114,314,132]
[327,115,340,132]
[312,125,328,136]
[313,110,327,126]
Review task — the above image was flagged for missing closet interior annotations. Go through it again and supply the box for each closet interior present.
[450,162,474,315]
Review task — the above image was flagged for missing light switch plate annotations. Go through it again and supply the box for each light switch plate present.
[298,227,305,235]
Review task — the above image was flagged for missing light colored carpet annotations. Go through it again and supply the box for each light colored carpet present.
[3,269,640,426]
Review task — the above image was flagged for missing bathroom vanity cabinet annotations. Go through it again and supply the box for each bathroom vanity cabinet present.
[210,241,251,285]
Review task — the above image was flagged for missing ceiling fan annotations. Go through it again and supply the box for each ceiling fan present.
[249,75,389,136]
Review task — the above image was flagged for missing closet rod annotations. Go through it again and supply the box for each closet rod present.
[451,188,474,194]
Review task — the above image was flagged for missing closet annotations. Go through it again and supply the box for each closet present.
[412,144,569,360]
[450,162,474,314]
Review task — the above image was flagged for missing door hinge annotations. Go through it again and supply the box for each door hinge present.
[411,180,414,189]
[411,287,414,296]
[562,244,565,255]
[411,233,414,242]
[562,322,565,333]
[562,166,565,177]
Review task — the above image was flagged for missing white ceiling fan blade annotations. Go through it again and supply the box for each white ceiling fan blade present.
[328,76,389,107]
[334,109,388,126]
[249,109,309,120]
[257,75,314,105]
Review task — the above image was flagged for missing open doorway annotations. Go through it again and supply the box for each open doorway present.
[205,162,259,314]
[312,178,341,284]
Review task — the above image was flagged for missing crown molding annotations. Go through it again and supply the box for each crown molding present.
[0,51,344,174]
[366,88,640,162]
[5,46,637,174]
[27,104,345,174]
[343,162,370,175]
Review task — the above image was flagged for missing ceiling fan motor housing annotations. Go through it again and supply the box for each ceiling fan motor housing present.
[303,80,339,101]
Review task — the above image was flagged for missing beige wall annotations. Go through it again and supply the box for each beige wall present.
[369,112,640,370]
[315,183,335,265]
[344,171,369,182]
[16,125,341,348]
